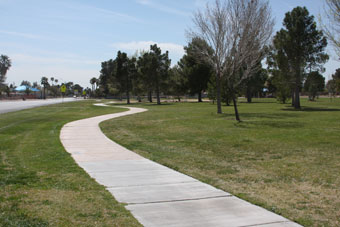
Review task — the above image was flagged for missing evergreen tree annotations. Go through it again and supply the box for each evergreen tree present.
[178,38,213,102]
[272,7,328,109]
[40,77,49,99]
[304,71,325,101]
[138,44,170,105]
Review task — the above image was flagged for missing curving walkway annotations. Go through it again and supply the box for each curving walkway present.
[60,103,301,227]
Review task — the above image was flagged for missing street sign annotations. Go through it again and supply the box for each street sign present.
[82,91,86,96]
[60,84,66,93]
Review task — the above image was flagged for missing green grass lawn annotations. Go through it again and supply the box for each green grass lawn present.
[101,98,340,226]
[0,101,141,226]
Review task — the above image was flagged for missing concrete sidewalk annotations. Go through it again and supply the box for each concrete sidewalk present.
[60,104,302,227]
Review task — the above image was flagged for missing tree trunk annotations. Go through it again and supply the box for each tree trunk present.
[291,89,295,107]
[126,90,130,104]
[148,91,152,102]
[247,95,252,103]
[216,74,222,114]
[226,98,230,106]
[246,87,252,103]
[232,97,241,122]
[198,92,202,102]
[156,81,161,105]
[43,87,46,99]
[294,85,300,109]
[156,89,161,104]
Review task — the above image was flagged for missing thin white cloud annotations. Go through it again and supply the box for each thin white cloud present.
[0,30,44,39]
[11,53,99,66]
[63,3,145,24]
[136,0,190,17]
[84,6,145,23]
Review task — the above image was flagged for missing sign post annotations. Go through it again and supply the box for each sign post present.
[60,84,66,103]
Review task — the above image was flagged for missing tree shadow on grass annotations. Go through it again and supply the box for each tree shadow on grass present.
[234,120,304,129]
[282,107,340,112]
[220,112,299,120]
[238,101,278,104]
[218,112,304,129]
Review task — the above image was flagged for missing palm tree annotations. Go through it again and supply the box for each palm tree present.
[41,77,49,99]
[0,55,12,86]
[90,77,97,97]
[95,78,99,90]
[50,77,54,86]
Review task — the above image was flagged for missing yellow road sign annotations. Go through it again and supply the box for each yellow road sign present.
[82,91,86,95]
[60,84,66,93]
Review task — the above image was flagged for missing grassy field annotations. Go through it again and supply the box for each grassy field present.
[0,101,141,226]
[101,98,340,226]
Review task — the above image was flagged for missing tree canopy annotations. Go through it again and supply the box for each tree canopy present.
[178,37,213,102]
[0,55,12,88]
[272,6,328,109]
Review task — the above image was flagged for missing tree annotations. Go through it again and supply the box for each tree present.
[138,44,171,105]
[50,77,54,86]
[90,77,97,95]
[326,79,337,97]
[73,84,83,95]
[0,55,12,89]
[179,38,213,102]
[304,71,325,101]
[32,82,40,89]
[21,80,32,87]
[273,7,328,109]
[41,77,49,99]
[266,46,292,104]
[99,59,117,97]
[167,65,188,102]
[242,66,268,103]
[271,70,291,104]
[331,68,340,93]
[320,0,340,57]
[116,51,137,104]
[188,0,274,121]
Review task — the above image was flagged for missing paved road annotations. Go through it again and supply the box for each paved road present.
[0,98,80,114]
[60,103,301,227]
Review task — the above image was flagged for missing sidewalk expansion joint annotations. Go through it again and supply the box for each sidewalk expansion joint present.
[87,169,174,174]
[126,195,233,206]
[105,180,198,188]
[238,221,294,227]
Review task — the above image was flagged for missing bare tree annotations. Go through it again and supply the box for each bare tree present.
[320,0,340,57]
[188,0,274,120]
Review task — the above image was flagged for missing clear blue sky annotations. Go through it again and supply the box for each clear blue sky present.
[0,0,337,88]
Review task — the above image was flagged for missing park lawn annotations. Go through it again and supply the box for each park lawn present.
[101,98,340,226]
[0,101,141,227]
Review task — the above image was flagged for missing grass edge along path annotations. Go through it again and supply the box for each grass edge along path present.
[100,98,340,226]
[0,100,142,226]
